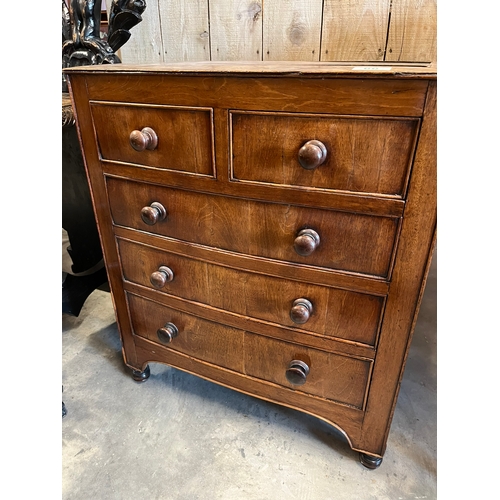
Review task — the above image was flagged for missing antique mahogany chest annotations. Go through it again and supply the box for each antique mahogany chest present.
[65,62,436,468]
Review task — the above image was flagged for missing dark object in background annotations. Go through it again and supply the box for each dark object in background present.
[62,0,146,316]
[62,0,146,92]
[62,386,67,418]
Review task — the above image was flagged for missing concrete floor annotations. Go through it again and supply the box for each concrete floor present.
[62,254,436,500]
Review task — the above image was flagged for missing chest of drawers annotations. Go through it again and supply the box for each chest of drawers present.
[65,61,436,469]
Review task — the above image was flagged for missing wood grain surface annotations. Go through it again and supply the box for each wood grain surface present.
[66,64,436,462]
[117,238,385,345]
[116,1,436,64]
[106,177,400,278]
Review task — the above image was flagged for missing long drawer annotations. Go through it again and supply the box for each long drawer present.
[127,293,372,410]
[117,238,385,346]
[106,177,400,278]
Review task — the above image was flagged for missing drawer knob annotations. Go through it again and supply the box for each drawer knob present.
[157,322,179,344]
[150,266,174,288]
[285,360,310,386]
[298,140,327,170]
[290,298,313,324]
[294,228,320,256]
[141,202,167,225]
[130,127,158,151]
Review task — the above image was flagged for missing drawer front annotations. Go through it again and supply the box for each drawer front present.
[230,112,419,197]
[90,102,214,176]
[128,293,245,372]
[127,293,371,409]
[244,333,371,410]
[107,177,399,278]
[118,238,384,346]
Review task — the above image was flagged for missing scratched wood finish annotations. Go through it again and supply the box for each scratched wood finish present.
[106,177,399,278]
[90,102,215,175]
[118,1,436,64]
[117,238,384,345]
[65,63,436,462]
[231,111,419,197]
[74,60,436,77]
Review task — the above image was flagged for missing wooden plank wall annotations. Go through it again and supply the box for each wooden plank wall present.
[118,0,436,65]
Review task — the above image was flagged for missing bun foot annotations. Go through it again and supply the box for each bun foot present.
[132,365,150,382]
[359,453,383,469]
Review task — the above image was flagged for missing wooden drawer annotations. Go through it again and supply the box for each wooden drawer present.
[127,293,372,409]
[230,111,419,197]
[107,177,399,278]
[244,334,372,410]
[128,293,245,372]
[90,102,214,176]
[117,238,385,346]
[66,62,437,465]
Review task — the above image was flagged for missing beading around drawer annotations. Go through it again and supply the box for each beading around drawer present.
[230,111,420,199]
[90,101,216,177]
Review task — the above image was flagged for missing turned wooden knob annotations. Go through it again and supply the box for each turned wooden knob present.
[298,140,327,170]
[290,298,313,324]
[150,266,174,288]
[285,360,310,386]
[141,202,167,225]
[130,127,158,151]
[157,322,179,344]
[294,228,320,256]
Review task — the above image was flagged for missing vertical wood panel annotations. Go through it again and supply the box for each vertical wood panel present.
[119,0,164,64]
[159,0,211,62]
[114,1,436,65]
[321,0,391,61]
[263,0,324,61]
[209,0,263,61]
[386,0,437,62]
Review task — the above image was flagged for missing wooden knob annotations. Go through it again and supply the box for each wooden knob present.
[285,360,310,386]
[290,298,313,324]
[294,228,320,256]
[150,266,174,288]
[298,140,327,170]
[157,322,179,344]
[141,202,167,225]
[130,127,158,151]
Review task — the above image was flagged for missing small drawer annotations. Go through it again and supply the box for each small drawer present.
[118,239,385,346]
[127,293,371,410]
[230,111,419,197]
[90,102,215,176]
[107,177,399,278]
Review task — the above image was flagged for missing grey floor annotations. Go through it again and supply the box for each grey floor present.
[62,254,436,500]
